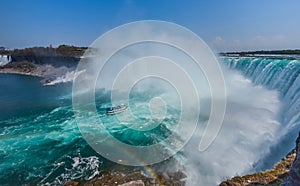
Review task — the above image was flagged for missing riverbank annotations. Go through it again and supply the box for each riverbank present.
[64,170,186,186]
[0,45,85,85]
[0,61,43,77]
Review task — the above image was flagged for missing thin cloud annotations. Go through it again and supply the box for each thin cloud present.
[211,34,292,52]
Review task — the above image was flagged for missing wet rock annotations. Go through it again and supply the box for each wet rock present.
[281,132,300,186]
[161,172,170,181]
[79,170,186,186]
[118,180,145,186]
[64,181,79,186]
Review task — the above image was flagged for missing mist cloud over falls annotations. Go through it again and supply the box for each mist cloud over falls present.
[181,65,280,185]
[73,21,281,185]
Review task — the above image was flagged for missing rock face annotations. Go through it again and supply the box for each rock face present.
[0,61,40,76]
[64,171,186,186]
[0,45,85,84]
[118,180,145,186]
[281,132,300,186]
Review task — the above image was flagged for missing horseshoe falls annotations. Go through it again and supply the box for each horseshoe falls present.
[0,56,299,185]
[223,57,300,169]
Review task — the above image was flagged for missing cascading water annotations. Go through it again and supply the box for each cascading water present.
[182,60,281,185]
[222,56,300,169]
[1,56,298,185]
[0,55,11,66]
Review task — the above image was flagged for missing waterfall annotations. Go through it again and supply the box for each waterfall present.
[0,55,12,66]
[222,56,300,169]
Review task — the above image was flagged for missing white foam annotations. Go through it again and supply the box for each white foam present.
[181,66,280,185]
[40,156,102,185]
[44,70,86,86]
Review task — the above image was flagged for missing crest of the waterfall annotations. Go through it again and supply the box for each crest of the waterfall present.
[222,56,300,171]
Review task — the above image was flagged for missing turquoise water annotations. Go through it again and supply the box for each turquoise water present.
[0,74,95,185]
[1,57,300,185]
[0,74,180,185]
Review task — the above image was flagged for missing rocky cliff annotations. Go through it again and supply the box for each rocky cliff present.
[64,170,186,186]
[0,45,86,84]
[281,132,300,186]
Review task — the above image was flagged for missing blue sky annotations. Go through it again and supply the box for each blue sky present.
[0,0,299,51]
